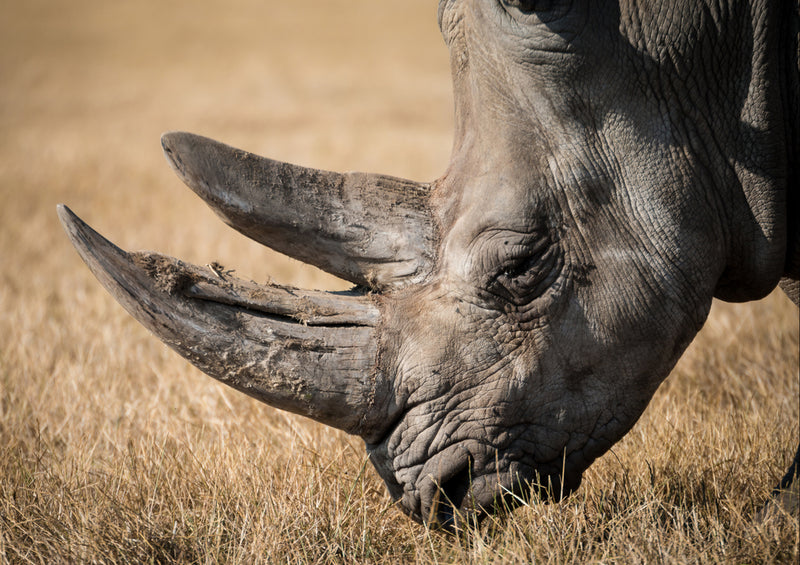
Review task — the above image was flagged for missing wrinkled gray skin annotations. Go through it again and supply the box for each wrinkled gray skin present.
[59,0,798,528]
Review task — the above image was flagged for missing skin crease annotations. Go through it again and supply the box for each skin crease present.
[362,0,792,525]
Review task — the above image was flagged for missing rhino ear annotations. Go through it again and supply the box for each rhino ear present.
[161,132,438,291]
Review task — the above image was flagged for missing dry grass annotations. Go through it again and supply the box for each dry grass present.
[1,1,798,562]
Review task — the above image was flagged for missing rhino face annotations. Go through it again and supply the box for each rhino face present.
[369,1,728,523]
[59,0,790,528]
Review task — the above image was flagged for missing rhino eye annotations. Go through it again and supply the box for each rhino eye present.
[488,240,562,306]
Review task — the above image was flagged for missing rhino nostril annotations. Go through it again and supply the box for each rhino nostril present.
[434,458,475,528]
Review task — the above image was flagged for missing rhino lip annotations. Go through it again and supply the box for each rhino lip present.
[409,450,584,529]
[57,204,388,437]
[436,468,582,529]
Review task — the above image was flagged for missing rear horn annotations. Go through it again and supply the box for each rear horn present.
[161,131,437,291]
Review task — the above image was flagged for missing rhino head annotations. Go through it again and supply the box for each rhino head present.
[59,0,796,527]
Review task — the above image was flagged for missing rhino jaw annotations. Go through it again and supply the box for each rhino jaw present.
[57,204,392,439]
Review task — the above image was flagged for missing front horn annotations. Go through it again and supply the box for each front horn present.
[57,205,393,441]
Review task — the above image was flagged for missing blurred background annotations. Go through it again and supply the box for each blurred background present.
[1,0,452,290]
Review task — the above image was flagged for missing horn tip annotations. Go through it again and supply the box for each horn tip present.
[160,130,189,151]
[56,203,85,244]
[160,130,212,154]
[56,204,128,270]
[160,131,221,183]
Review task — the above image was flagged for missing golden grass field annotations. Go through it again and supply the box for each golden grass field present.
[1,1,798,562]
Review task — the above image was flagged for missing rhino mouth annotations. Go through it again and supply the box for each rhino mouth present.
[368,431,584,529]
[413,464,583,529]
[433,468,582,529]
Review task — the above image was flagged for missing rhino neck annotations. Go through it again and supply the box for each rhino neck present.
[705,0,790,302]
[778,1,800,305]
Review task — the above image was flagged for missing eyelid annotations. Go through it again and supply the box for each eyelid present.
[464,227,553,287]
[486,236,563,306]
[501,234,550,257]
[497,243,556,282]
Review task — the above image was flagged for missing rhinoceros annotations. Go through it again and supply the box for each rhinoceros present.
[58,0,798,527]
